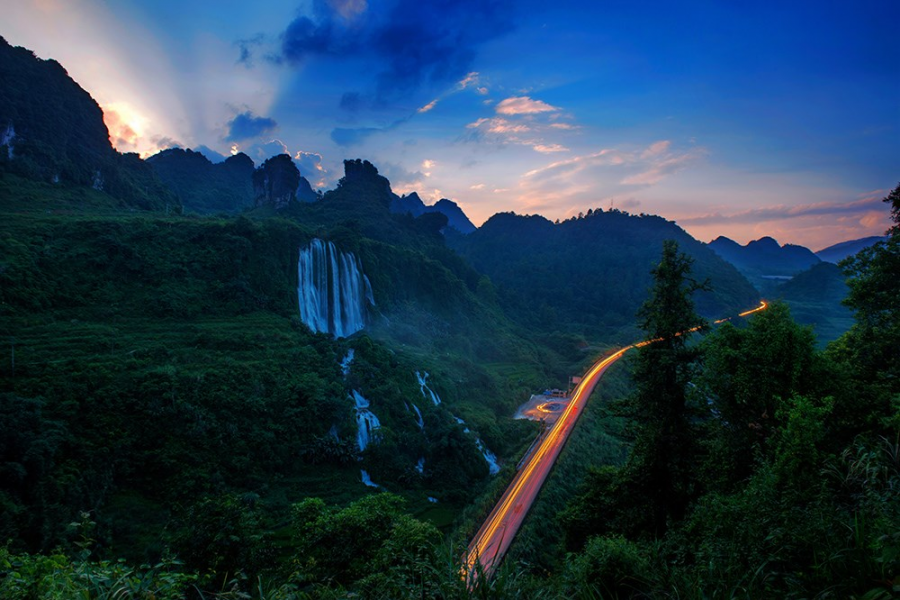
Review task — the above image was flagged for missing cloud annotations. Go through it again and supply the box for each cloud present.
[458,72,479,89]
[104,108,141,152]
[240,139,290,163]
[470,183,485,190]
[620,149,706,186]
[641,140,671,158]
[476,86,489,95]
[548,123,579,130]
[467,117,531,135]
[277,0,514,100]
[533,143,569,153]
[225,111,278,141]
[379,161,426,194]
[418,99,438,113]
[293,150,327,180]
[678,195,889,226]
[524,149,627,179]
[495,96,560,115]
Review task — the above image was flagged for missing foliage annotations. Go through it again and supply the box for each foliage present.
[449,209,758,341]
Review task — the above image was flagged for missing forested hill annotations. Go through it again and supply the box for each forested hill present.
[0,36,176,210]
[449,209,759,339]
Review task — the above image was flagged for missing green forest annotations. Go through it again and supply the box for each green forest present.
[1,34,898,600]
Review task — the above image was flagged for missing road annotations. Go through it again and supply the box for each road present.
[464,300,768,582]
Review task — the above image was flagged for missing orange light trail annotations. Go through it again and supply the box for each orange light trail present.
[464,300,767,583]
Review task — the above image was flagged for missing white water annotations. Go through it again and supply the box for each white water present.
[428,496,438,503]
[411,403,424,429]
[1,124,14,159]
[360,470,381,488]
[453,415,471,433]
[416,371,441,405]
[298,239,372,338]
[352,390,381,453]
[416,457,425,474]
[453,415,499,474]
[475,439,501,475]
[340,349,355,378]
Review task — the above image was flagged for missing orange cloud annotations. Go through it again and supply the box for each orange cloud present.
[495,96,559,115]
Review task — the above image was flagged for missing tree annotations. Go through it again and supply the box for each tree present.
[624,240,708,536]
[562,241,709,543]
[840,183,900,391]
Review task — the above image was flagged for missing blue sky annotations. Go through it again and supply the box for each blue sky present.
[5,0,898,248]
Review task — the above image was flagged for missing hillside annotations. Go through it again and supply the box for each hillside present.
[773,262,853,346]
[816,235,887,263]
[0,36,176,211]
[708,235,820,293]
[0,45,554,559]
[450,210,760,341]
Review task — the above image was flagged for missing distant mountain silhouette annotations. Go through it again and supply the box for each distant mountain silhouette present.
[148,148,255,213]
[0,36,177,211]
[816,236,887,264]
[451,210,759,336]
[148,148,319,213]
[390,192,476,234]
[708,236,820,276]
[774,262,853,346]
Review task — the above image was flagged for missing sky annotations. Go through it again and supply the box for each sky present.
[4,0,898,249]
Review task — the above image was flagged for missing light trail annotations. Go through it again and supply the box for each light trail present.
[464,300,768,583]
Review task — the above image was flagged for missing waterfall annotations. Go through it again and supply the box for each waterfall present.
[416,371,441,405]
[411,403,424,429]
[1,123,14,160]
[453,415,471,433]
[352,390,380,453]
[475,439,501,475]
[340,349,355,378]
[360,470,381,488]
[298,239,372,338]
[453,415,499,475]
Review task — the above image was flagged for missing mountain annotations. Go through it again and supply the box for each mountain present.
[450,210,760,339]
[773,262,853,346]
[390,191,477,234]
[0,36,176,211]
[816,236,887,264]
[147,148,255,212]
[708,235,820,275]
[708,235,821,293]
[148,149,319,213]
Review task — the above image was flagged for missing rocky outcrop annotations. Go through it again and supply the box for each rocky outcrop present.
[253,154,301,209]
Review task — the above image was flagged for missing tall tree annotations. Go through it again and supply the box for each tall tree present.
[626,239,708,536]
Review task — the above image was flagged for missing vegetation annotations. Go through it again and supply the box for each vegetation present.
[1,36,897,596]
[449,209,758,342]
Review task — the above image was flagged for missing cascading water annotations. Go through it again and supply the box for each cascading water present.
[475,439,501,475]
[416,457,425,474]
[298,239,373,338]
[416,371,441,405]
[360,470,381,488]
[340,349,355,378]
[454,414,499,475]
[411,403,424,429]
[352,390,380,453]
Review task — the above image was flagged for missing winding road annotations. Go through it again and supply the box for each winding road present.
[464,301,768,581]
